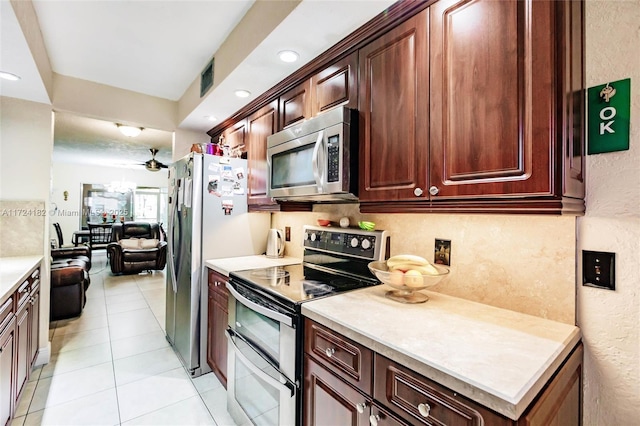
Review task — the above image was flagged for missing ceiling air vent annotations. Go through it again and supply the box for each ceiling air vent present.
[200,57,214,98]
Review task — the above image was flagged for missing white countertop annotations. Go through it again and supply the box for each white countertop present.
[301,285,581,420]
[0,255,43,302]
[205,255,302,276]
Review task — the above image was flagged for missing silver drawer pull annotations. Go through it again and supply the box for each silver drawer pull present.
[369,414,380,426]
[325,347,335,357]
[418,402,431,418]
[356,402,367,414]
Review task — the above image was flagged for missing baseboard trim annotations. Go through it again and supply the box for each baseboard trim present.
[34,342,51,366]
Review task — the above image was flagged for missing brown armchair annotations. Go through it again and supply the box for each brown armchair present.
[107,222,167,274]
[52,223,92,269]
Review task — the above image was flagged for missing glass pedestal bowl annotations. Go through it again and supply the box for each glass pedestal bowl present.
[368,261,450,304]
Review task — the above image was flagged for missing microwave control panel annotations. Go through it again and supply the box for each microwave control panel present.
[327,135,340,183]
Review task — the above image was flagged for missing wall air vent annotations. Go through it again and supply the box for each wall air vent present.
[200,57,214,98]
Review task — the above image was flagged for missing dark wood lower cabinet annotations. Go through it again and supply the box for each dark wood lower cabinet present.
[1,265,40,426]
[0,316,15,426]
[207,269,228,388]
[304,355,405,426]
[304,319,582,426]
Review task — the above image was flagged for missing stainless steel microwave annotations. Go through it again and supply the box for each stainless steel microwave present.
[267,107,358,202]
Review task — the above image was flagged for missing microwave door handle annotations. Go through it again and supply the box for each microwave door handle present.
[226,329,296,397]
[311,130,324,192]
[226,282,293,327]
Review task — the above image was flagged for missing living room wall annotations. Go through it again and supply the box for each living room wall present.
[0,95,53,364]
[51,162,167,245]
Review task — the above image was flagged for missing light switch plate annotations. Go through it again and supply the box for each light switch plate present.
[582,250,615,290]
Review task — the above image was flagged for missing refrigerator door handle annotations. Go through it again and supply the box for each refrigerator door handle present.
[168,180,180,293]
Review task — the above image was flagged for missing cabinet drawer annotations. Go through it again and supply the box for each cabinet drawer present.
[374,354,510,426]
[305,320,373,394]
[16,280,31,308]
[0,297,14,333]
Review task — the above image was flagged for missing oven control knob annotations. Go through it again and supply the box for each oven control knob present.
[304,232,309,241]
[350,237,359,248]
[310,233,317,242]
[361,238,372,250]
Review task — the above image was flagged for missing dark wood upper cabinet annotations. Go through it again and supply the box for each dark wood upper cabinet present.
[247,100,279,209]
[429,0,554,199]
[279,79,311,129]
[311,52,358,115]
[221,119,247,154]
[360,0,584,214]
[209,0,584,215]
[358,10,430,203]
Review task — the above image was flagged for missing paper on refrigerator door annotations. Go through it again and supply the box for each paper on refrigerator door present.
[184,178,193,208]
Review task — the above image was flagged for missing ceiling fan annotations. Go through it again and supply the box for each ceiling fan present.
[143,148,168,172]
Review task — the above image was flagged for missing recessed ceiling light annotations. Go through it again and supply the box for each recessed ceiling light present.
[278,50,299,63]
[116,124,143,137]
[235,90,251,98]
[205,115,217,122]
[0,71,21,81]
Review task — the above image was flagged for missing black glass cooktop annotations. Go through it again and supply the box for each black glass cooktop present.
[230,263,379,309]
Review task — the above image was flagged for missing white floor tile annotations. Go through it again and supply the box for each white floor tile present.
[111,330,170,360]
[29,362,116,412]
[201,387,238,426]
[14,379,37,417]
[23,388,120,426]
[121,395,215,426]
[116,367,198,422]
[191,372,224,394]
[52,313,109,337]
[113,347,182,386]
[40,342,112,379]
[25,255,231,426]
[105,291,145,306]
[106,298,149,315]
[50,327,110,354]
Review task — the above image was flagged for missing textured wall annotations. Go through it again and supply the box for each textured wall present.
[272,207,576,324]
[578,1,640,423]
[0,200,46,257]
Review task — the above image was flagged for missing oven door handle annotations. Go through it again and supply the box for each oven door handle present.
[226,282,293,327]
[226,329,296,397]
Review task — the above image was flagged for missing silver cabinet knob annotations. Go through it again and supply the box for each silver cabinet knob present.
[325,347,335,357]
[418,402,431,418]
[414,187,423,197]
[429,186,439,196]
[356,402,367,414]
[369,414,380,426]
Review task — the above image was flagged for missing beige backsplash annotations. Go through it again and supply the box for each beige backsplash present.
[0,200,46,257]
[271,204,576,324]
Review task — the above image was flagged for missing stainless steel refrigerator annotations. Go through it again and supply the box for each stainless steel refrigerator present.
[165,153,270,377]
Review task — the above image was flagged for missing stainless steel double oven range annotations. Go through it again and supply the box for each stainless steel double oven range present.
[226,225,390,426]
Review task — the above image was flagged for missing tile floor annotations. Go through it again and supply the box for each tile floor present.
[11,252,239,426]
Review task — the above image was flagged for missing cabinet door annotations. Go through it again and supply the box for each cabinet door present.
[358,10,430,202]
[247,100,279,209]
[206,270,228,388]
[14,303,29,402]
[311,53,358,115]
[304,355,369,426]
[280,79,311,129]
[429,0,556,199]
[221,120,247,155]
[29,284,40,367]
[0,319,15,426]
